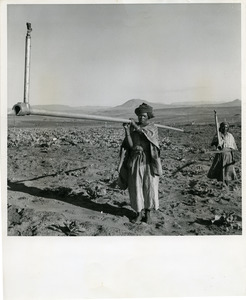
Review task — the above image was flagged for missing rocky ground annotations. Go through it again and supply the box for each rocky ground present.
[7,116,242,236]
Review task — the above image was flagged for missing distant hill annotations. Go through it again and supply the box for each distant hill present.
[114,99,167,110]
[216,99,241,107]
[167,99,241,107]
[31,104,110,111]
[28,104,111,115]
[32,104,74,111]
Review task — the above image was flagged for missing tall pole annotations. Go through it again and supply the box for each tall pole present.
[214,110,222,148]
[23,22,32,105]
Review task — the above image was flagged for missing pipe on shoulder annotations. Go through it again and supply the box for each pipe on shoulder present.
[11,102,184,132]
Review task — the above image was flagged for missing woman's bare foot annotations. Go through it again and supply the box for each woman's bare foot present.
[144,209,152,224]
[131,211,143,224]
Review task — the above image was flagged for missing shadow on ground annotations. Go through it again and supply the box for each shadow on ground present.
[7,179,134,220]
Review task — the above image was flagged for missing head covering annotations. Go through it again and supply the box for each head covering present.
[135,103,154,119]
[219,121,230,132]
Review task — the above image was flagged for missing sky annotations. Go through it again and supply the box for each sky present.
[7,2,241,108]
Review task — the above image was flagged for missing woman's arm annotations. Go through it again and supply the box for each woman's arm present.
[211,133,224,150]
[123,123,133,148]
[117,147,126,173]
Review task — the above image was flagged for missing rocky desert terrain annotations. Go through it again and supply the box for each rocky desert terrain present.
[7,105,242,236]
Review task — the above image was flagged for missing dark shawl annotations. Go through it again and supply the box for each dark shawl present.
[118,123,162,190]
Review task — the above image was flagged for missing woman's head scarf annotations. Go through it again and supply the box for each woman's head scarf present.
[219,121,230,132]
[135,103,154,119]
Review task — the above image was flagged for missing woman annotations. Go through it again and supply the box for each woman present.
[118,103,162,224]
[207,122,238,185]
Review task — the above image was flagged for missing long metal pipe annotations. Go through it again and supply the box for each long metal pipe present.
[23,23,32,105]
[12,103,184,132]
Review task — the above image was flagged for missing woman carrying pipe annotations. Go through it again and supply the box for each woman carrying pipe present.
[117,103,162,224]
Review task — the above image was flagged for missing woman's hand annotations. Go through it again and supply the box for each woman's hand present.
[123,122,130,129]
[129,118,142,132]
[123,123,130,135]
[129,118,138,129]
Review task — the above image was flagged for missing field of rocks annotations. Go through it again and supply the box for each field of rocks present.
[7,109,242,236]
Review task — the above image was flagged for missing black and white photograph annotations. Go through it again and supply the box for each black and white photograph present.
[1,0,246,299]
[6,2,243,237]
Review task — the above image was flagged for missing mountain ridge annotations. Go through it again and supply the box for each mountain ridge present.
[8,99,241,113]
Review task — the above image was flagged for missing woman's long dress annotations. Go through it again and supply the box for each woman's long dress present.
[207,132,238,183]
[118,124,162,213]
